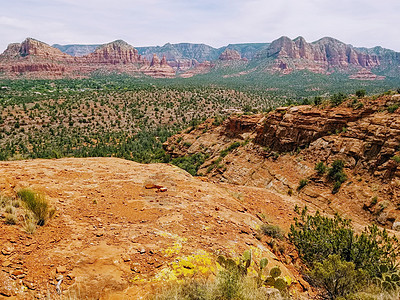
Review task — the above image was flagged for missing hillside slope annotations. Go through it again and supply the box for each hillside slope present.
[0,157,315,299]
[164,94,400,229]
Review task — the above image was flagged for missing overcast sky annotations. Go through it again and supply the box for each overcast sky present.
[1,0,400,52]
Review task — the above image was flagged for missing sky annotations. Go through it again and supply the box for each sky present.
[1,0,400,52]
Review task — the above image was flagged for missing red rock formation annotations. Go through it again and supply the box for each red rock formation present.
[263,36,382,76]
[179,61,213,78]
[83,40,141,64]
[141,54,175,78]
[164,95,400,228]
[219,49,241,61]
[0,38,176,78]
[349,68,385,80]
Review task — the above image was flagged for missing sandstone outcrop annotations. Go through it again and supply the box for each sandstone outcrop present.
[258,36,385,76]
[219,48,242,61]
[140,54,175,78]
[0,38,176,78]
[0,157,312,299]
[164,95,400,228]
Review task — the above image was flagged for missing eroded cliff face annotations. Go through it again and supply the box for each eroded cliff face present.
[257,36,386,77]
[164,95,400,229]
[0,38,176,78]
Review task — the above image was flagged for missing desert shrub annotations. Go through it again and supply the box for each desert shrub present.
[151,251,281,300]
[314,96,322,106]
[391,155,400,164]
[327,160,347,193]
[297,178,309,191]
[387,103,399,113]
[153,279,208,300]
[5,213,17,225]
[289,207,400,277]
[355,89,366,98]
[0,194,11,208]
[220,142,241,158]
[259,224,284,240]
[315,161,327,174]
[331,93,347,106]
[17,188,53,226]
[171,153,207,176]
[310,254,368,299]
[5,205,14,214]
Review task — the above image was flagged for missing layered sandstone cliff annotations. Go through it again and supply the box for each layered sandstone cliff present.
[259,36,383,75]
[164,94,400,228]
[0,38,176,78]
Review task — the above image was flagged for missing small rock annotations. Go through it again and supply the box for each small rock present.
[1,261,11,267]
[11,270,24,276]
[56,266,66,274]
[159,187,168,192]
[259,287,283,300]
[139,248,146,254]
[55,274,64,281]
[121,254,131,262]
[393,221,400,231]
[23,281,35,290]
[145,184,162,189]
[66,273,74,280]
[1,247,13,256]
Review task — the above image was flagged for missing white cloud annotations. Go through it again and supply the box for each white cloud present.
[0,0,399,52]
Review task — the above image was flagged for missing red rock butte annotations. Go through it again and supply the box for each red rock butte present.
[0,38,175,78]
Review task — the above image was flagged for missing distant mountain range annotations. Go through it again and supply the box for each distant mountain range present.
[0,36,399,80]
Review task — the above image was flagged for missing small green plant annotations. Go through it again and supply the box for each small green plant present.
[171,153,206,176]
[330,93,347,106]
[5,213,17,225]
[387,103,399,113]
[297,178,309,191]
[391,155,400,164]
[314,96,322,106]
[220,141,241,158]
[327,160,347,194]
[310,254,367,299]
[259,224,284,240]
[17,188,54,226]
[5,205,14,214]
[355,89,366,98]
[315,161,327,174]
[23,214,36,234]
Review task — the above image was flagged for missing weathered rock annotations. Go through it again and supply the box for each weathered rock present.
[260,36,383,76]
[0,38,176,78]
[219,49,241,61]
[56,266,66,273]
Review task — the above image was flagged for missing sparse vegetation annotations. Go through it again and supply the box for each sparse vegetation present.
[391,155,400,164]
[289,206,400,298]
[327,160,347,194]
[171,153,207,176]
[330,92,347,106]
[297,178,309,191]
[355,89,366,98]
[259,224,284,240]
[17,188,54,226]
[310,254,368,299]
[387,103,399,113]
[5,213,18,225]
[315,161,327,174]
[152,250,290,300]
[220,141,241,158]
